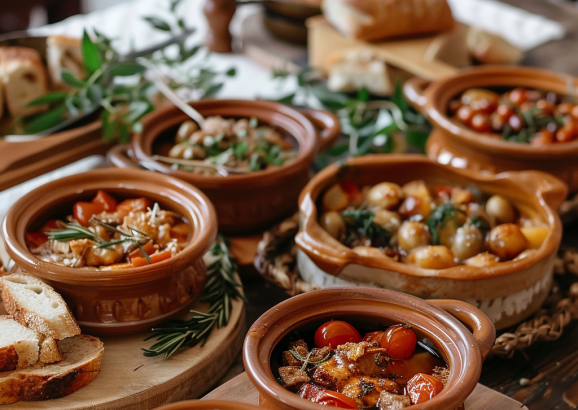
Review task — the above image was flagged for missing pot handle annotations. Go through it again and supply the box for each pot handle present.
[106,144,140,169]
[299,108,341,153]
[427,299,496,361]
[403,77,432,112]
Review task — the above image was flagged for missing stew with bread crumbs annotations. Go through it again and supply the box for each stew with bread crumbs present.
[274,320,448,409]
[26,190,190,269]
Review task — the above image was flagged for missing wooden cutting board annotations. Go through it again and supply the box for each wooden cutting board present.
[3,297,245,410]
[204,372,529,410]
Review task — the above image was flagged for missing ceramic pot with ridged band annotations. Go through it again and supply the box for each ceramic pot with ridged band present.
[1,168,218,336]
[244,287,495,410]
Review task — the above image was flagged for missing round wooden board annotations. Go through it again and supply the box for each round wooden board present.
[3,298,245,410]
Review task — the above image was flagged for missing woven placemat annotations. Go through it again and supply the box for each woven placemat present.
[255,193,578,358]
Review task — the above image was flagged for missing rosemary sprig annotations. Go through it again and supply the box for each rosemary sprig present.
[142,235,246,358]
[48,223,104,244]
[289,349,333,370]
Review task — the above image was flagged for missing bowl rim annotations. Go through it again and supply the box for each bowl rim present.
[1,168,218,286]
[154,399,262,410]
[243,287,487,410]
[131,99,321,186]
[296,154,566,280]
[423,65,578,157]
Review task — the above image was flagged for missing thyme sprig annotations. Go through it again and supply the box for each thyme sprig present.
[142,235,246,358]
[48,222,104,244]
[341,209,391,248]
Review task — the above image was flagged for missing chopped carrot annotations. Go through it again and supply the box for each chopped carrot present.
[92,190,118,212]
[129,240,157,260]
[131,249,172,267]
[100,262,132,270]
[170,222,191,241]
[116,198,153,217]
[73,202,105,227]
[26,232,48,248]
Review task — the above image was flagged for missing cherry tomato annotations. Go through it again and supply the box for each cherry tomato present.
[434,186,452,200]
[530,128,555,146]
[314,321,362,349]
[508,88,528,106]
[495,104,514,122]
[490,113,504,132]
[381,324,417,360]
[536,99,555,116]
[92,190,117,212]
[317,390,359,409]
[116,198,153,217]
[406,373,444,405]
[571,105,578,120]
[26,231,48,248]
[40,220,59,233]
[460,88,499,113]
[470,113,493,133]
[73,202,105,227]
[556,120,578,143]
[339,181,362,203]
[362,330,385,344]
[507,114,525,133]
[455,106,473,125]
[557,102,574,116]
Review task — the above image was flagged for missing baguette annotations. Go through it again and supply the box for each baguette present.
[0,335,104,404]
[0,316,40,371]
[0,273,81,340]
[322,0,454,42]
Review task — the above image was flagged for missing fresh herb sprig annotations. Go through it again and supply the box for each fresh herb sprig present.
[48,222,104,244]
[426,203,466,245]
[502,106,565,143]
[142,235,246,358]
[341,209,391,248]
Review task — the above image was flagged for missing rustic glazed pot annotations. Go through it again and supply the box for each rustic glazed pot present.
[403,65,578,193]
[155,400,262,410]
[107,99,340,234]
[244,287,495,410]
[1,168,217,336]
[295,155,567,330]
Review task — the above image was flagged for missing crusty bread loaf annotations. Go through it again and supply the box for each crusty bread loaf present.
[38,334,62,364]
[0,46,49,118]
[0,273,81,340]
[0,334,104,404]
[46,35,85,88]
[466,27,523,65]
[0,316,40,371]
[322,0,454,42]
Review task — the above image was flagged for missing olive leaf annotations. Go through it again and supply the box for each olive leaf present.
[26,92,67,107]
[23,106,66,134]
[82,30,102,74]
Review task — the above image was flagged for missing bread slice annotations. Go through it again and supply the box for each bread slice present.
[0,46,49,118]
[0,316,40,371]
[0,334,104,404]
[39,334,62,364]
[46,35,85,89]
[0,273,81,340]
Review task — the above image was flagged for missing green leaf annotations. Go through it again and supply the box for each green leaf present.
[23,106,66,134]
[226,67,236,77]
[406,130,429,153]
[203,83,223,98]
[87,84,103,105]
[107,62,146,77]
[82,30,102,74]
[181,45,201,61]
[143,16,171,31]
[102,109,116,142]
[357,87,370,102]
[27,92,67,107]
[123,100,153,123]
[327,144,349,156]
[118,122,129,143]
[170,0,182,12]
[392,80,409,115]
[310,85,350,110]
[211,148,233,165]
[61,69,86,88]
[234,142,249,159]
[274,93,296,105]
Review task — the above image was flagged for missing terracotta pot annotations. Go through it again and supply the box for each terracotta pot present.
[107,99,340,234]
[403,65,578,193]
[244,287,496,410]
[154,400,261,410]
[1,168,218,336]
[295,154,567,330]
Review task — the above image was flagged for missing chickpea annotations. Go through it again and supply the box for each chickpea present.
[399,196,432,220]
[322,184,349,212]
[168,143,187,158]
[487,224,528,260]
[176,120,199,143]
[367,182,403,210]
[451,225,484,262]
[464,252,500,267]
[373,210,401,234]
[401,180,431,200]
[397,221,431,252]
[319,212,346,241]
[407,246,456,269]
[486,195,517,224]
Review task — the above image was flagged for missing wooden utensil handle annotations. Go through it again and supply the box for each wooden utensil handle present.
[427,299,496,361]
[203,0,237,53]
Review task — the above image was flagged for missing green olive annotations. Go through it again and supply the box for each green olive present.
[486,195,517,224]
[451,225,484,262]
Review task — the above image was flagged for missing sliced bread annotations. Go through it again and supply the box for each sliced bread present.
[38,334,62,364]
[0,334,104,404]
[0,316,40,371]
[0,273,81,340]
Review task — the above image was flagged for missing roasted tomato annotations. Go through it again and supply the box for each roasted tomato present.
[406,373,444,404]
[314,321,362,349]
[381,324,417,360]
[317,390,359,409]
[92,190,118,211]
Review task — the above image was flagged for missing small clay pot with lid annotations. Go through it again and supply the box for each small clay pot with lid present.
[403,65,578,192]
[107,99,340,234]
[243,287,496,410]
[1,168,218,336]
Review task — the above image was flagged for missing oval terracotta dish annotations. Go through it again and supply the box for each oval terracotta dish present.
[154,400,262,410]
[1,168,218,336]
[107,99,340,234]
[244,287,495,410]
[403,65,578,192]
[295,155,567,330]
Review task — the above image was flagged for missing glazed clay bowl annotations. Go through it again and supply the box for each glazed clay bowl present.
[244,287,496,410]
[154,400,261,410]
[403,65,578,193]
[107,99,340,234]
[1,168,217,336]
[295,155,567,330]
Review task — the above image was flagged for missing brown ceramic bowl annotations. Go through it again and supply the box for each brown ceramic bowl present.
[403,65,578,193]
[1,168,217,336]
[154,400,261,410]
[107,99,340,234]
[244,287,496,410]
[295,155,567,330]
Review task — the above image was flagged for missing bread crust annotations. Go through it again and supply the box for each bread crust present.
[323,0,454,41]
[0,345,19,372]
